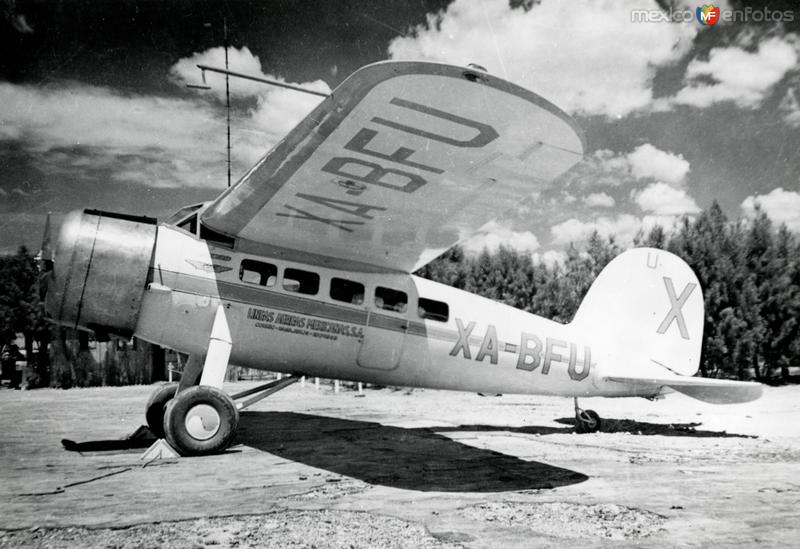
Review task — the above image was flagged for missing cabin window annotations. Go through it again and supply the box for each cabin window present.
[283,268,320,295]
[330,278,365,305]
[239,259,277,287]
[418,297,449,322]
[375,286,407,313]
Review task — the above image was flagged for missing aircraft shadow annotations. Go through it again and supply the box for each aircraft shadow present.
[434,419,754,438]
[61,437,154,453]
[61,424,157,453]
[238,411,588,492]
[553,417,756,438]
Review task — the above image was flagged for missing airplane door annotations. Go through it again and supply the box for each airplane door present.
[357,310,408,370]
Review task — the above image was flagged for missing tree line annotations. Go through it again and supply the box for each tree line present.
[0,246,50,387]
[417,202,800,381]
[1,202,798,387]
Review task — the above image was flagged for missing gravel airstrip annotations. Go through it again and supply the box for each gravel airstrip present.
[1,382,798,548]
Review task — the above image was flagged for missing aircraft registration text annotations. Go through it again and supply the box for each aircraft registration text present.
[449,318,594,381]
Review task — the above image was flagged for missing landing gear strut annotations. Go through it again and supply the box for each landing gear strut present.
[574,397,601,433]
[159,375,302,455]
[145,371,302,456]
[144,306,304,456]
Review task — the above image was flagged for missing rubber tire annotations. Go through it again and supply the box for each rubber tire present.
[145,383,178,438]
[163,386,239,456]
[576,409,602,433]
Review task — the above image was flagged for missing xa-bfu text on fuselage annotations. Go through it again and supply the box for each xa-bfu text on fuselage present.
[449,318,593,381]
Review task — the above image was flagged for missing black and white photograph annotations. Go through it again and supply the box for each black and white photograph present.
[1,0,799,547]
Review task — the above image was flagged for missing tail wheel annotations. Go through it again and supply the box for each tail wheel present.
[164,386,239,456]
[576,409,601,433]
[145,383,178,438]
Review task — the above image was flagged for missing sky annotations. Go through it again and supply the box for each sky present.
[1,0,799,263]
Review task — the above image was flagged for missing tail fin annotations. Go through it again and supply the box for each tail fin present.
[571,247,703,377]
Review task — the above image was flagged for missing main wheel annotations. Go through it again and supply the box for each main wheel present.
[145,383,178,438]
[163,386,239,456]
[576,409,601,433]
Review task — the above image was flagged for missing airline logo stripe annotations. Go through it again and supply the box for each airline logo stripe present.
[151,268,523,354]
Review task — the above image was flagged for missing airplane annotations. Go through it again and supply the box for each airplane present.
[43,61,762,456]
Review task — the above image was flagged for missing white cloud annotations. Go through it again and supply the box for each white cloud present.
[169,46,329,168]
[674,0,734,15]
[540,145,697,249]
[626,144,690,185]
[170,46,266,99]
[566,144,691,194]
[741,187,800,231]
[0,49,329,189]
[634,182,701,215]
[584,192,615,208]
[533,249,568,268]
[5,1,34,34]
[170,46,330,103]
[672,36,800,109]
[0,83,207,152]
[249,84,329,137]
[551,215,640,245]
[779,87,800,128]
[388,0,697,118]
[561,149,633,192]
[464,221,540,254]
[0,82,226,188]
[550,213,683,246]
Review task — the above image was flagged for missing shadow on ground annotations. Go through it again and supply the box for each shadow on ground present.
[61,425,157,453]
[552,417,756,438]
[429,417,755,438]
[238,411,588,492]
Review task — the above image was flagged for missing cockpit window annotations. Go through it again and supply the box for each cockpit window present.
[167,202,206,226]
[176,213,198,235]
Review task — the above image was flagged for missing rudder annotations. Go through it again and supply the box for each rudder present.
[570,248,703,377]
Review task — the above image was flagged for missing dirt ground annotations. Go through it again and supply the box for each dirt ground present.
[1,381,799,548]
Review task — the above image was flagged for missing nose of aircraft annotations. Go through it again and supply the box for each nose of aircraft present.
[45,209,158,338]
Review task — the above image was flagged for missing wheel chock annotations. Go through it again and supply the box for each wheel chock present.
[140,438,181,460]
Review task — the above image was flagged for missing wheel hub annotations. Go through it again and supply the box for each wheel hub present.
[579,411,597,428]
[185,404,221,440]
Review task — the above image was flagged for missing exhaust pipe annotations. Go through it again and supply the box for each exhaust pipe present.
[45,209,158,338]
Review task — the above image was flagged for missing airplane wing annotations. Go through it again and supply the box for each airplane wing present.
[606,375,763,404]
[200,61,584,273]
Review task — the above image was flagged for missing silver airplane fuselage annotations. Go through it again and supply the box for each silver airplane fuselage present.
[46,209,644,400]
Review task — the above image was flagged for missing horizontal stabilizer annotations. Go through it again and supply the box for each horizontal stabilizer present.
[605,375,763,404]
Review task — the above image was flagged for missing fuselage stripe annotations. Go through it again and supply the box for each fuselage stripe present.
[153,268,519,353]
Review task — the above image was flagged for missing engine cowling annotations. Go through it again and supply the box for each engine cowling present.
[46,209,158,338]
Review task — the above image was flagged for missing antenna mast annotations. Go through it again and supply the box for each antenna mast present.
[196,18,329,189]
[224,18,231,188]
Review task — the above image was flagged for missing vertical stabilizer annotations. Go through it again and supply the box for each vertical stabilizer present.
[570,248,703,377]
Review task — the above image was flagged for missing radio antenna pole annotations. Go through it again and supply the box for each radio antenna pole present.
[224,17,231,188]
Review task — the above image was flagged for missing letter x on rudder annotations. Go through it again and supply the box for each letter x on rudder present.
[656,277,696,340]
